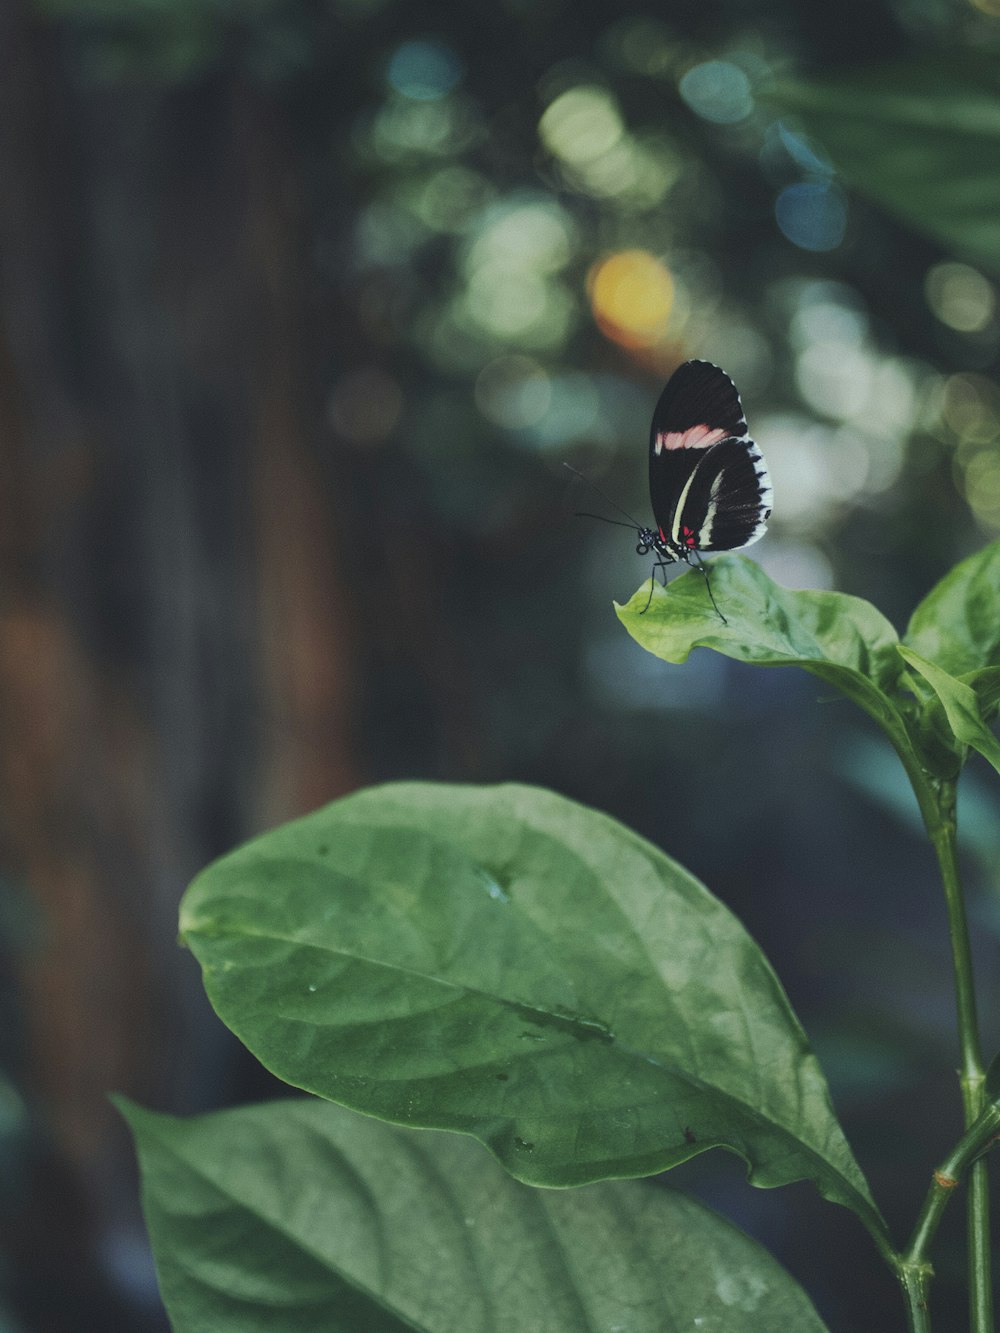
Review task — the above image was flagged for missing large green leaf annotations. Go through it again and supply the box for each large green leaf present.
[120,1096,831,1333]
[762,53,1000,275]
[903,538,1000,677]
[180,780,889,1253]
[617,556,906,741]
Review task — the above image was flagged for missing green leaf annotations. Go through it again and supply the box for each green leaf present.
[119,1095,831,1333]
[964,667,1000,722]
[904,539,1000,676]
[762,53,1000,275]
[617,556,906,740]
[180,778,889,1253]
[898,647,1000,778]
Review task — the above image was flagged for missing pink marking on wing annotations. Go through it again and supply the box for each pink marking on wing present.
[654,425,727,453]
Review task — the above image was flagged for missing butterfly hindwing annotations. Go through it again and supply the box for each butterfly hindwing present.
[672,436,772,552]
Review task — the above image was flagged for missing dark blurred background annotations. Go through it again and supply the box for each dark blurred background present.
[1,0,1000,1329]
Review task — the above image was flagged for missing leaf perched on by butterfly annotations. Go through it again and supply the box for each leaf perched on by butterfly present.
[179,780,890,1257]
[119,1096,832,1333]
[760,52,1000,277]
[617,555,906,736]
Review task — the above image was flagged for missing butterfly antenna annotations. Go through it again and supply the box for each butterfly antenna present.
[573,511,637,529]
[562,462,644,530]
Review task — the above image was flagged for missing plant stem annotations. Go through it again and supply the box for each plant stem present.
[881,736,994,1330]
[899,1264,932,1333]
[902,1102,1000,1333]
[925,780,993,1333]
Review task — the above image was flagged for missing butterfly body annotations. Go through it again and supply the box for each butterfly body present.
[647,359,772,563]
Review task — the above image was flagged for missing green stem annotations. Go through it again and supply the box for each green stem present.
[927,788,992,1333]
[966,1163,992,1331]
[928,787,983,1105]
[873,712,994,1330]
[898,1265,932,1333]
[901,1102,1000,1332]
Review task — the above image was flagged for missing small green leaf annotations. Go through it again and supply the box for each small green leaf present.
[617,556,906,739]
[904,539,1000,676]
[964,667,1000,722]
[898,647,1000,778]
[119,1096,831,1333]
[762,54,1000,275]
[180,779,889,1253]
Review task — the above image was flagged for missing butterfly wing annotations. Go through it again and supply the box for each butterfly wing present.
[671,436,773,553]
[648,360,770,551]
[649,360,748,452]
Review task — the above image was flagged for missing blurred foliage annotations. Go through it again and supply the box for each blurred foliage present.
[36,0,1000,598]
[765,51,1000,278]
[9,0,1000,1328]
[33,0,314,81]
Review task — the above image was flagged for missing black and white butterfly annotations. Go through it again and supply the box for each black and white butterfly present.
[633,359,772,620]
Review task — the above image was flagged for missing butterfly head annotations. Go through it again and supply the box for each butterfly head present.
[635,526,680,563]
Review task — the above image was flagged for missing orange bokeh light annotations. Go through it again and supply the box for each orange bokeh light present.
[589,249,674,350]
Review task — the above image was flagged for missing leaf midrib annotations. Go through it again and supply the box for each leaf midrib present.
[188,917,880,1218]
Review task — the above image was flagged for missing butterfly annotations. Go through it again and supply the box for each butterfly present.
[633,359,772,620]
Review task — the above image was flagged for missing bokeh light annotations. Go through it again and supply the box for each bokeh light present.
[937,374,1000,529]
[601,17,679,78]
[539,85,625,165]
[924,261,996,333]
[961,447,1000,528]
[537,84,681,203]
[785,282,913,496]
[756,539,835,590]
[939,373,1000,444]
[757,413,871,528]
[412,165,495,234]
[475,355,552,429]
[366,94,482,162]
[464,198,575,275]
[678,60,754,124]
[775,123,834,177]
[386,40,464,100]
[589,249,674,349]
[454,197,579,350]
[775,181,847,252]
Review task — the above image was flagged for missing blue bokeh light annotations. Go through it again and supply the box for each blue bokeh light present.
[386,40,464,101]
[775,182,847,252]
[678,60,754,124]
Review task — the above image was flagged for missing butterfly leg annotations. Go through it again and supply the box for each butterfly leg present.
[692,553,728,625]
[639,558,674,614]
[640,568,657,614]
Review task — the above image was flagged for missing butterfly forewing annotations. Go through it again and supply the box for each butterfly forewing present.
[649,359,748,456]
[648,360,771,555]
